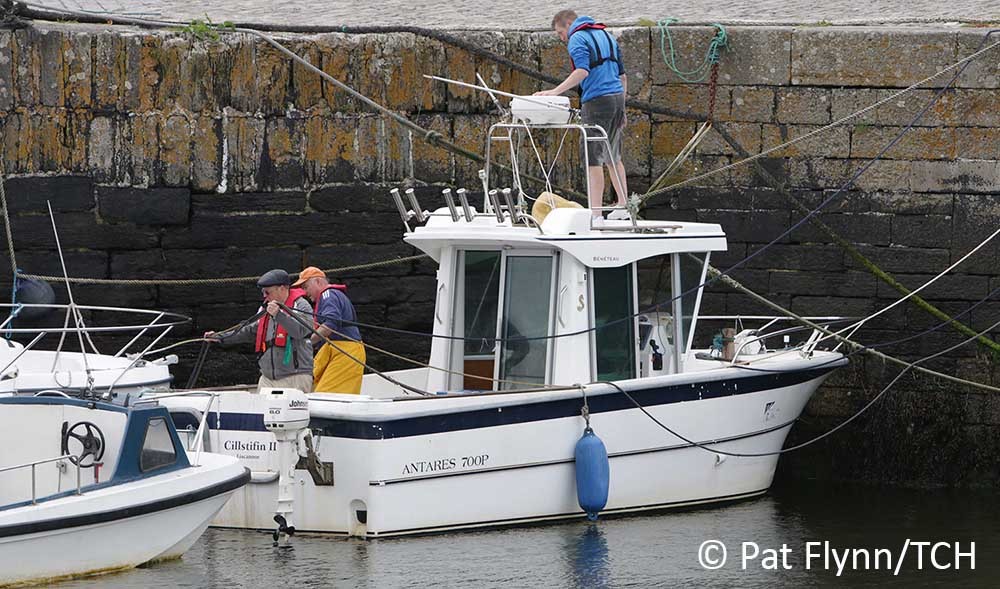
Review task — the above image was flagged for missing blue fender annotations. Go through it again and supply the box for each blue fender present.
[575,427,610,521]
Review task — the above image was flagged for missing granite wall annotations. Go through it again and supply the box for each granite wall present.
[1,21,999,486]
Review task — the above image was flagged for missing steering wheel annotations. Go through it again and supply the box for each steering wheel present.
[61,421,106,468]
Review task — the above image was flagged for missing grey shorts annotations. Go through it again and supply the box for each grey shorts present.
[581,92,625,167]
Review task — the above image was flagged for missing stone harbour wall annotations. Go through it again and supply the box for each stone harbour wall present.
[1,21,999,487]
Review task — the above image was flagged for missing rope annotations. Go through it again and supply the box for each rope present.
[656,19,728,83]
[18,254,428,285]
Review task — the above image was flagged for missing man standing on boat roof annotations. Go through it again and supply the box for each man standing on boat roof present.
[204,268,315,393]
[293,266,365,394]
[535,9,629,219]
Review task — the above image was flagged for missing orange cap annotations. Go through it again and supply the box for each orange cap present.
[292,266,326,287]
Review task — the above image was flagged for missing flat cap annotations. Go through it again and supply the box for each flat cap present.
[256,269,290,288]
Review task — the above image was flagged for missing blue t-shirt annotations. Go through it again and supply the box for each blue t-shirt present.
[567,16,625,103]
[316,287,362,342]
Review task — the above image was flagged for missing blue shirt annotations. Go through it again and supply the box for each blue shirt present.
[316,287,362,342]
[567,16,625,103]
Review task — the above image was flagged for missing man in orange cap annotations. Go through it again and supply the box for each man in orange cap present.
[293,266,365,394]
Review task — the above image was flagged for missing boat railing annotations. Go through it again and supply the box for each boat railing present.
[0,303,191,396]
[0,454,82,505]
[695,315,854,363]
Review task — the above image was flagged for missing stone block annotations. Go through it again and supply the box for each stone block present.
[178,41,216,113]
[160,114,193,186]
[945,89,1000,127]
[192,116,222,192]
[652,154,730,189]
[952,194,1000,274]
[97,186,191,225]
[790,211,892,247]
[790,295,875,318]
[623,111,651,177]
[287,39,325,111]
[867,193,953,215]
[770,270,876,298]
[453,115,492,186]
[318,34,362,114]
[193,191,306,214]
[304,241,421,278]
[14,249,107,279]
[94,32,136,111]
[776,88,831,124]
[651,26,791,86]
[955,29,1000,89]
[910,160,1000,194]
[675,186,792,211]
[63,31,93,108]
[10,212,159,250]
[904,299,973,331]
[131,113,160,187]
[304,114,358,185]
[615,28,651,101]
[791,28,956,87]
[4,175,93,212]
[876,273,990,302]
[761,124,850,158]
[347,274,437,306]
[698,123,762,157]
[649,84,720,122]
[221,112,265,192]
[161,211,401,249]
[695,208,790,244]
[730,86,774,123]
[745,243,845,271]
[38,29,64,107]
[829,88,880,125]
[0,32,12,111]
[851,126,956,160]
[115,246,302,280]
[411,114,453,184]
[309,184,390,214]
[255,41,292,116]
[797,189,871,214]
[848,245,951,274]
[724,292,792,316]
[787,158,911,192]
[955,128,1000,160]
[891,214,952,249]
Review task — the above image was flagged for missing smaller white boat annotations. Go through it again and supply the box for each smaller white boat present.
[0,393,249,586]
[0,302,187,399]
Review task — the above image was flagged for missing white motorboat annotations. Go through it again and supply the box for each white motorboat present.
[154,104,848,538]
[0,303,186,398]
[0,393,249,586]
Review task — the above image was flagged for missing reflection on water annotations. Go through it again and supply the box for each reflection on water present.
[57,481,999,588]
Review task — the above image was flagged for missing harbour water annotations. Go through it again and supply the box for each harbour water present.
[60,480,998,588]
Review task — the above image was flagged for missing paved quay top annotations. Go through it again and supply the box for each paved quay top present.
[27,0,1000,29]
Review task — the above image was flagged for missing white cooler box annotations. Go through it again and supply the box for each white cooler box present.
[510,95,572,124]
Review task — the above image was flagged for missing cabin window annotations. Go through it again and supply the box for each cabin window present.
[140,417,177,472]
[593,265,636,381]
[459,251,502,389]
[678,252,709,352]
[498,255,555,389]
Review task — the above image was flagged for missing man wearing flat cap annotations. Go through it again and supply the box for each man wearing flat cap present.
[205,268,315,393]
[294,266,365,394]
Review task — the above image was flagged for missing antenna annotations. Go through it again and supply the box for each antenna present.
[456,188,474,222]
[441,188,460,222]
[424,75,578,113]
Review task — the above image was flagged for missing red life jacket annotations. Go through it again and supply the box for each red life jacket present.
[254,288,307,353]
[567,22,621,71]
[312,284,348,327]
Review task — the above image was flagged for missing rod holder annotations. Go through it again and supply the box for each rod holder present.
[441,188,460,222]
[404,188,426,223]
[389,188,411,232]
[487,189,505,223]
[456,188,474,222]
[501,188,517,224]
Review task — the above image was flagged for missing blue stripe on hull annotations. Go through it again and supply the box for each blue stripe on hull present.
[171,367,836,440]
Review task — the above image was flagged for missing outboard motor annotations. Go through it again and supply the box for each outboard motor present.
[262,387,310,546]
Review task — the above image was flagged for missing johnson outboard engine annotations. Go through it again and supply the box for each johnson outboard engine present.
[262,387,310,546]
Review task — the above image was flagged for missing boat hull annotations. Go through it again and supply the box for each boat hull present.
[169,357,843,537]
